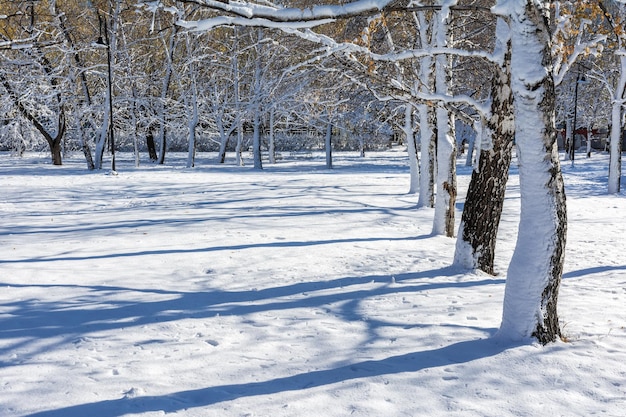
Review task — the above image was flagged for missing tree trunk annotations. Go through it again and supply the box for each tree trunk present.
[496,0,567,344]
[454,19,514,275]
[185,34,199,169]
[465,132,475,167]
[404,105,420,194]
[50,138,63,166]
[432,4,456,237]
[157,24,178,165]
[608,54,625,194]
[147,131,158,161]
[233,28,244,167]
[564,117,573,160]
[417,105,435,207]
[56,3,94,170]
[252,29,263,170]
[218,133,229,164]
[269,108,276,164]
[325,119,333,169]
[417,11,435,209]
[186,99,198,168]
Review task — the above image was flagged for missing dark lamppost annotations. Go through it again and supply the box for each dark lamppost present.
[95,11,115,172]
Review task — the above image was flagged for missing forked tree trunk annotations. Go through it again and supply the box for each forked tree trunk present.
[50,134,63,165]
[454,20,514,275]
[496,0,567,344]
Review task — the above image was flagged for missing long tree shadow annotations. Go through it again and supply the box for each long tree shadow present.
[0,266,504,362]
[0,235,425,264]
[24,337,509,417]
[563,265,626,279]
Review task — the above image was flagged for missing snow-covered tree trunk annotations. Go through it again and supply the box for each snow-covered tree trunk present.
[252,29,263,170]
[235,123,244,166]
[417,12,435,209]
[453,18,514,275]
[186,37,199,169]
[269,108,276,164]
[233,28,244,167]
[404,105,420,194]
[187,100,198,168]
[157,24,178,165]
[325,117,333,169]
[495,0,567,344]
[56,4,95,170]
[565,117,573,160]
[465,132,475,167]
[117,12,140,167]
[94,3,120,170]
[94,96,108,170]
[213,85,233,164]
[380,14,419,192]
[432,3,457,237]
[608,55,625,194]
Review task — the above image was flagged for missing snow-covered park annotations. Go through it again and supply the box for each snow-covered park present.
[1,150,625,416]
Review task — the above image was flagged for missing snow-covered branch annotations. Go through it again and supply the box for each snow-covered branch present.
[162,0,404,22]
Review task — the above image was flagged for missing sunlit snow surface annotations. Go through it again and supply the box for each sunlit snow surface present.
[1,150,624,416]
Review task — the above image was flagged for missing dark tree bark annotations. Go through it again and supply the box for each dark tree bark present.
[454,34,514,275]
[147,131,158,161]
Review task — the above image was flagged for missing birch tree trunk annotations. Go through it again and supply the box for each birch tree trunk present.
[496,0,567,344]
[453,18,514,275]
[252,29,263,170]
[432,4,457,237]
[608,55,625,194]
[417,104,436,208]
[381,15,419,192]
[417,12,435,209]
[404,105,420,194]
[269,108,276,164]
[157,24,178,165]
[325,118,333,169]
[233,28,244,167]
[186,37,199,169]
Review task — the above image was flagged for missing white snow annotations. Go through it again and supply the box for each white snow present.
[1,150,625,416]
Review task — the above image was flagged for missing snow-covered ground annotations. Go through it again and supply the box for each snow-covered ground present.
[1,149,625,417]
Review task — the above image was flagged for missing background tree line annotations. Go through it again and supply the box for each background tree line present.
[1,2,618,170]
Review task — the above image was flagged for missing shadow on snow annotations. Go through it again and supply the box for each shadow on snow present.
[23,338,508,417]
